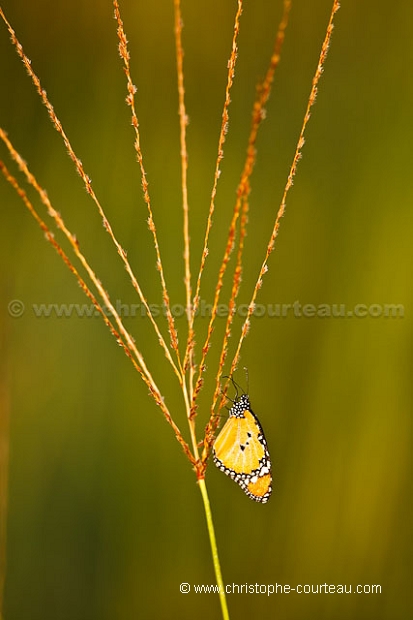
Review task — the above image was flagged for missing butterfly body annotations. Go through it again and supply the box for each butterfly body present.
[213,393,272,503]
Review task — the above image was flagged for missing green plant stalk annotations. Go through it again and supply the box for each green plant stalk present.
[198,478,229,620]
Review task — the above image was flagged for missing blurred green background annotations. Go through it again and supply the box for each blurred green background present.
[0,1,411,619]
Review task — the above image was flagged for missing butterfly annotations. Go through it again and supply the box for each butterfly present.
[213,381,272,503]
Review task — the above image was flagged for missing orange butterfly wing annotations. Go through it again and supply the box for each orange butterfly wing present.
[213,394,272,503]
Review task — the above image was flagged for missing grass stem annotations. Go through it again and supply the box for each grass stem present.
[198,478,229,620]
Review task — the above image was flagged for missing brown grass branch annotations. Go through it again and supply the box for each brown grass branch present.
[184,0,244,377]
[0,6,181,382]
[115,0,200,464]
[183,0,244,426]
[230,0,341,375]
[0,136,194,465]
[173,0,192,337]
[113,1,181,366]
[196,1,292,460]
[172,0,200,458]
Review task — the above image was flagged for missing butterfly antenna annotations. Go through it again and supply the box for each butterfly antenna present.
[230,375,239,399]
[220,376,235,404]
[224,375,241,400]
